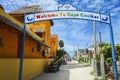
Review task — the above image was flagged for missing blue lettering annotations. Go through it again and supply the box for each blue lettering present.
[80,13,84,17]
[102,17,108,21]
[27,16,33,21]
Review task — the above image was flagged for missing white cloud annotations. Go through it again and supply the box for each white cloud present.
[110,7,120,12]
[105,5,115,10]
[0,0,58,12]
[35,0,58,11]
[64,44,74,52]
[94,0,104,4]
[72,1,79,5]
[81,0,89,4]
[87,4,96,8]
[110,12,119,16]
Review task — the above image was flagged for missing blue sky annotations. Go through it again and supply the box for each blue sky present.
[0,0,120,57]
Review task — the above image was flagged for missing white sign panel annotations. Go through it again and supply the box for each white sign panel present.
[25,14,34,24]
[101,14,110,23]
[25,11,110,24]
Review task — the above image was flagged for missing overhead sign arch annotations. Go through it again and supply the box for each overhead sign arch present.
[25,11,110,24]
[19,3,118,80]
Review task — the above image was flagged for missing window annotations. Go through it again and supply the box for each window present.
[46,36,48,40]
[39,34,42,37]
[32,47,34,53]
[37,33,42,38]
[42,50,45,56]
[52,52,54,56]
[0,37,3,48]
[47,48,50,53]
[37,45,42,52]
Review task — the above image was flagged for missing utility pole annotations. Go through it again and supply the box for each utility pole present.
[77,45,79,60]
[93,21,97,76]
[99,32,105,78]
[94,21,97,55]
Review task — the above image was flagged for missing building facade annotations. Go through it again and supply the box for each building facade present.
[0,8,50,58]
[0,5,58,80]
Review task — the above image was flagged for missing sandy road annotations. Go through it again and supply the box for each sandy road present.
[32,60,95,80]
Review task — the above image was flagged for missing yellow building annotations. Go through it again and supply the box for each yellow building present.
[0,5,54,80]
[9,5,54,58]
[28,21,53,58]
[0,6,51,58]
[50,34,58,56]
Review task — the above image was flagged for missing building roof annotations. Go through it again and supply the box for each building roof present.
[0,4,4,11]
[51,34,58,38]
[10,5,43,14]
[9,5,54,26]
[0,8,50,48]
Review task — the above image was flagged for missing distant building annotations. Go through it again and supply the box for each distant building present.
[50,34,58,57]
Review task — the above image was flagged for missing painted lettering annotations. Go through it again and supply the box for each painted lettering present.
[67,12,79,17]
[80,13,84,17]
[36,15,41,19]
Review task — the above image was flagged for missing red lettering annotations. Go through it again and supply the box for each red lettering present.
[51,14,55,17]
[48,15,51,17]
[43,14,47,18]
[41,16,44,18]
[36,15,41,19]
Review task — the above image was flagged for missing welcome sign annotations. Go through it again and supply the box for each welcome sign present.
[25,4,110,24]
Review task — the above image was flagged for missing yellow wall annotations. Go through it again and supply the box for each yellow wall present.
[28,21,52,58]
[0,59,19,80]
[0,22,18,58]
[24,39,43,58]
[28,21,52,47]
[10,14,53,58]
[0,21,46,58]
[0,58,53,80]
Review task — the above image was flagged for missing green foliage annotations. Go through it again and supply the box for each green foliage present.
[106,58,112,65]
[99,42,120,64]
[94,77,108,80]
[78,57,84,63]
[90,71,94,75]
[96,54,100,61]
[115,44,120,54]
[117,56,120,60]
[56,49,67,59]
[94,78,99,80]
[100,77,108,80]
[59,40,64,48]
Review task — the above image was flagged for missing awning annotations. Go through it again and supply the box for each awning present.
[33,28,45,33]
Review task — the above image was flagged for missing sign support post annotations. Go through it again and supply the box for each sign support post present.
[109,13,118,80]
[19,12,26,80]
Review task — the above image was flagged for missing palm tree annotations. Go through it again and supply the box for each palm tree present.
[59,40,64,48]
